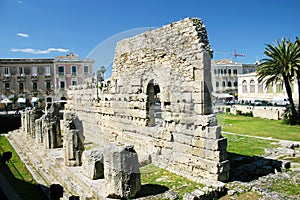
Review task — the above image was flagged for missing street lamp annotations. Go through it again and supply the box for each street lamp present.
[96,66,106,102]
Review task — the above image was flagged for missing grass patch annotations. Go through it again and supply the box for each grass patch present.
[217,113,300,141]
[269,175,300,196]
[224,133,278,157]
[220,191,260,200]
[0,135,47,200]
[140,164,204,199]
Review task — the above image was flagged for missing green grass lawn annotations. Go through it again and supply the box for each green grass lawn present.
[0,135,47,200]
[216,113,300,141]
[224,133,278,157]
[140,164,204,199]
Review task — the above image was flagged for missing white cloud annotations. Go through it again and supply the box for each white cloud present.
[16,33,29,38]
[11,48,69,54]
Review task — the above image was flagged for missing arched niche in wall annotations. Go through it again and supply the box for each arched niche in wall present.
[146,79,162,127]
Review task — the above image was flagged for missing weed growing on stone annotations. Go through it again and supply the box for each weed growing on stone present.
[269,174,300,196]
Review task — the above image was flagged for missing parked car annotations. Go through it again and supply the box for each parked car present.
[272,97,290,106]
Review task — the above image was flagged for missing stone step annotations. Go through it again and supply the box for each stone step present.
[7,130,97,199]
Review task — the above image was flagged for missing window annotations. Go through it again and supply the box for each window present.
[19,67,24,75]
[242,80,247,93]
[32,66,37,76]
[33,82,38,91]
[19,82,24,91]
[45,66,51,76]
[5,82,10,91]
[84,65,89,74]
[60,81,65,89]
[276,82,283,93]
[4,67,9,76]
[228,81,232,87]
[233,69,238,75]
[258,84,263,93]
[217,69,221,75]
[228,69,231,75]
[72,66,77,75]
[216,81,219,88]
[72,80,77,85]
[222,81,226,87]
[46,81,51,90]
[250,80,255,93]
[267,85,273,93]
[234,81,238,87]
[224,69,227,75]
[58,66,64,75]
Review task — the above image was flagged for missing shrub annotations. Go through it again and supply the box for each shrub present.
[236,110,242,116]
[226,107,231,113]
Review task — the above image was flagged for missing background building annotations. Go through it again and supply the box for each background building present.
[211,59,258,101]
[54,53,94,101]
[0,53,94,109]
[238,72,299,105]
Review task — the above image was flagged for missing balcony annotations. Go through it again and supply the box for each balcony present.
[31,75,38,81]
[17,74,26,81]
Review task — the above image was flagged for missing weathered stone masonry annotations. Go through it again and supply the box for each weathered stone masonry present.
[66,18,229,182]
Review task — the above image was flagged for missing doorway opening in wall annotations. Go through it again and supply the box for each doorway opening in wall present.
[60,97,67,109]
[146,79,162,127]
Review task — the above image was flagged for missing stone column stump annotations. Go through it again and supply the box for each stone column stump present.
[82,147,104,179]
[104,144,141,199]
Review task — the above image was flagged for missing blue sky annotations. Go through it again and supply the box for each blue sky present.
[0,0,299,75]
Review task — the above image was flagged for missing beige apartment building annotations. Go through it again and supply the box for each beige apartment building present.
[0,53,94,108]
[238,72,299,105]
[211,59,258,99]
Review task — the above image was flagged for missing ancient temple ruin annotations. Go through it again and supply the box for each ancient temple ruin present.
[66,17,229,182]
[8,17,229,199]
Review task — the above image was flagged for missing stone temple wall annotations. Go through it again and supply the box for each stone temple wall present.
[66,18,229,182]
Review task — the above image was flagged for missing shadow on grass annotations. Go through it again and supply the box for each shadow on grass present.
[228,152,286,182]
[0,158,49,200]
[134,184,169,198]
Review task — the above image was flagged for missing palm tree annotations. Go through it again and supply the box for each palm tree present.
[257,38,300,125]
[295,37,300,116]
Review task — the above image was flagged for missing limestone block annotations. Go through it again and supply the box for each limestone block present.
[192,137,227,151]
[64,129,84,166]
[82,148,104,180]
[194,114,218,127]
[183,192,198,200]
[43,122,59,149]
[194,103,204,115]
[104,144,141,199]
[173,133,193,145]
[205,126,221,139]
[179,113,194,124]
[189,147,227,162]
[35,118,43,143]
[162,111,172,121]
[161,131,173,142]
[172,142,190,153]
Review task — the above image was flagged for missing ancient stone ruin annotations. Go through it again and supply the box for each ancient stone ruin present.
[9,17,229,199]
[63,111,84,166]
[66,17,229,182]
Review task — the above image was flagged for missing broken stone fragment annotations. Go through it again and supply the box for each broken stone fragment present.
[103,143,141,199]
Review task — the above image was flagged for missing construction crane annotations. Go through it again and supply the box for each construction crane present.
[233,49,245,62]
[214,49,246,63]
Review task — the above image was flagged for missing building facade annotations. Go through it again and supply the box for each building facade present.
[0,53,94,107]
[211,59,258,97]
[238,72,299,104]
[53,53,94,101]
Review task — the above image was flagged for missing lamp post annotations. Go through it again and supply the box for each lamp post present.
[96,66,106,102]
